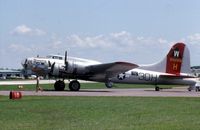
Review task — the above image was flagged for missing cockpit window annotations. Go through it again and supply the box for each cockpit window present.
[47,55,63,60]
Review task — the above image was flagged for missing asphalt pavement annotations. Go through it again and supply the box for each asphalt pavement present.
[1,88,200,97]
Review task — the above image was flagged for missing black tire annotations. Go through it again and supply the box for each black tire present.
[69,80,80,91]
[54,80,65,91]
[105,82,113,88]
[155,86,160,91]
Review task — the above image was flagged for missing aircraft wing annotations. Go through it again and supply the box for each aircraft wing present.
[86,62,138,81]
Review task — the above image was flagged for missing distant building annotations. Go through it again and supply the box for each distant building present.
[191,66,200,77]
[0,70,23,79]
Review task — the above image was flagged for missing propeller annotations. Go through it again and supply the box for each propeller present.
[21,58,28,76]
[48,60,55,76]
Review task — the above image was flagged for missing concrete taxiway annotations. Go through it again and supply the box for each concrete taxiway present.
[0,88,200,97]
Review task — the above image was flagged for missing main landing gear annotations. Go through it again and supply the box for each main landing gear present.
[69,80,80,91]
[54,80,80,91]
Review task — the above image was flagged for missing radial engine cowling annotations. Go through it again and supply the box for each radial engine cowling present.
[50,63,64,76]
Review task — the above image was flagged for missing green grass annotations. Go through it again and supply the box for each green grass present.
[0,83,175,91]
[0,96,200,130]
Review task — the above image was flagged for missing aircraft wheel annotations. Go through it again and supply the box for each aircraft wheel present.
[69,80,80,91]
[105,81,113,88]
[54,80,65,91]
[155,86,160,91]
[188,87,192,91]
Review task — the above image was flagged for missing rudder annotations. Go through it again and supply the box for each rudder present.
[166,43,185,75]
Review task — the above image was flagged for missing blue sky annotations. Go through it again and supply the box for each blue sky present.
[0,0,200,68]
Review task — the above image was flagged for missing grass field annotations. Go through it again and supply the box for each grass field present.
[0,96,200,130]
[0,83,175,91]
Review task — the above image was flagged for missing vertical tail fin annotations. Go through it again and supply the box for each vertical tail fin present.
[166,43,190,74]
[139,43,191,75]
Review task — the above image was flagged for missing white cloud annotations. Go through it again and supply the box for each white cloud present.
[62,31,200,65]
[60,31,173,64]
[11,25,32,35]
[49,40,62,49]
[9,43,32,52]
[110,31,131,38]
[10,25,46,36]
[34,29,46,36]
[66,34,112,48]
[157,38,168,44]
[187,33,200,44]
[65,31,169,52]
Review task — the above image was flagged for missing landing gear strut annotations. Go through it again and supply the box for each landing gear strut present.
[54,80,65,91]
[69,80,80,91]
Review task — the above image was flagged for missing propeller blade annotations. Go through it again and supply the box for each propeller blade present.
[24,59,28,68]
[48,61,51,67]
[50,62,55,74]
[65,51,67,64]
[65,51,68,70]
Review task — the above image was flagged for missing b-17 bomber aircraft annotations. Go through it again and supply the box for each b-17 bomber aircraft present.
[22,42,197,91]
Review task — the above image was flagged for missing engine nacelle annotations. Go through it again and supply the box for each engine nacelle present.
[50,62,86,77]
[49,63,65,77]
[51,63,60,76]
[65,61,87,75]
